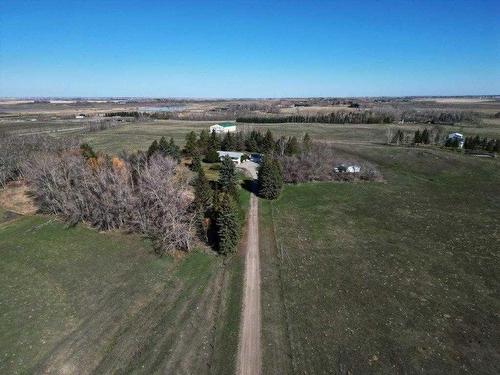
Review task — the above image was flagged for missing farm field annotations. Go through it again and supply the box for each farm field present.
[260,144,500,373]
[1,98,500,374]
[0,195,247,375]
[81,119,500,154]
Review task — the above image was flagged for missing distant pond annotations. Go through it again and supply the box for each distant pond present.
[138,105,185,113]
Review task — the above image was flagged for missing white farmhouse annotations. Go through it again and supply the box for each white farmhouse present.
[209,122,237,134]
[217,151,244,165]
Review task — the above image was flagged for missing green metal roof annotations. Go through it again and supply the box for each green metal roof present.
[219,122,235,128]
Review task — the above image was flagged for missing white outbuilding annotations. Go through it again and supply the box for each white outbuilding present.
[447,132,465,148]
[334,164,361,173]
[217,151,244,165]
[209,122,237,134]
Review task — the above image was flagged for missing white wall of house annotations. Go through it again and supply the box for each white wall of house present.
[209,124,237,133]
[217,151,244,164]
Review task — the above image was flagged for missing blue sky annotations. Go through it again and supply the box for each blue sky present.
[1,0,499,97]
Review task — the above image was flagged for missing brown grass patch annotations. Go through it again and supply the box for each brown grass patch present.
[0,180,37,215]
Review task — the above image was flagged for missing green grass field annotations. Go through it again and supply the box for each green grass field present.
[0,181,250,374]
[260,145,500,373]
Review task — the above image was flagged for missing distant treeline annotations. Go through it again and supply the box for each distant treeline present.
[104,111,141,118]
[237,109,480,125]
[237,110,395,124]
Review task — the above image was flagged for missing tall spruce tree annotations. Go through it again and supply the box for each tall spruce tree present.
[209,130,221,150]
[147,140,160,158]
[158,136,169,154]
[191,150,202,172]
[194,168,212,211]
[194,169,212,242]
[184,131,198,156]
[218,156,238,197]
[258,156,283,199]
[221,132,235,151]
[216,193,240,255]
[414,130,422,144]
[422,128,430,144]
[198,129,209,153]
[204,146,220,163]
[263,129,275,154]
[285,136,299,155]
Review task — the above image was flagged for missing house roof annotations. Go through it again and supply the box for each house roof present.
[217,151,244,158]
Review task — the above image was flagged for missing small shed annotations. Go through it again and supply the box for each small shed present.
[334,164,361,173]
[447,132,465,148]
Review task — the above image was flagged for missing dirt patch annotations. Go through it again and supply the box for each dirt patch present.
[0,180,37,215]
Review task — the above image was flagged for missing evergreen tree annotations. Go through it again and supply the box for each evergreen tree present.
[158,136,169,154]
[80,143,97,160]
[258,157,283,199]
[473,135,481,149]
[422,128,430,144]
[198,129,209,153]
[218,156,238,197]
[262,129,275,154]
[303,133,312,152]
[147,140,160,158]
[204,146,220,163]
[166,137,181,161]
[209,130,221,151]
[216,193,240,255]
[221,132,235,151]
[414,130,422,144]
[193,168,213,242]
[494,140,500,153]
[234,131,246,151]
[191,150,202,172]
[194,168,212,211]
[184,131,198,156]
[486,139,496,152]
[285,136,299,155]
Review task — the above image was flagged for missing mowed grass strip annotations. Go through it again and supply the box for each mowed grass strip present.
[0,214,240,374]
[263,145,500,373]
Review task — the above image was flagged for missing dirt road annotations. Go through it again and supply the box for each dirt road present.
[237,161,261,375]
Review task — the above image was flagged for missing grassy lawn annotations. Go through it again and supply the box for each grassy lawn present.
[261,145,500,373]
[0,214,243,374]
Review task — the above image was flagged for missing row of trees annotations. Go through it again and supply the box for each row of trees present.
[413,128,432,144]
[237,109,480,125]
[182,128,311,159]
[147,136,181,161]
[388,127,444,146]
[193,156,241,254]
[237,110,395,124]
[463,136,500,152]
